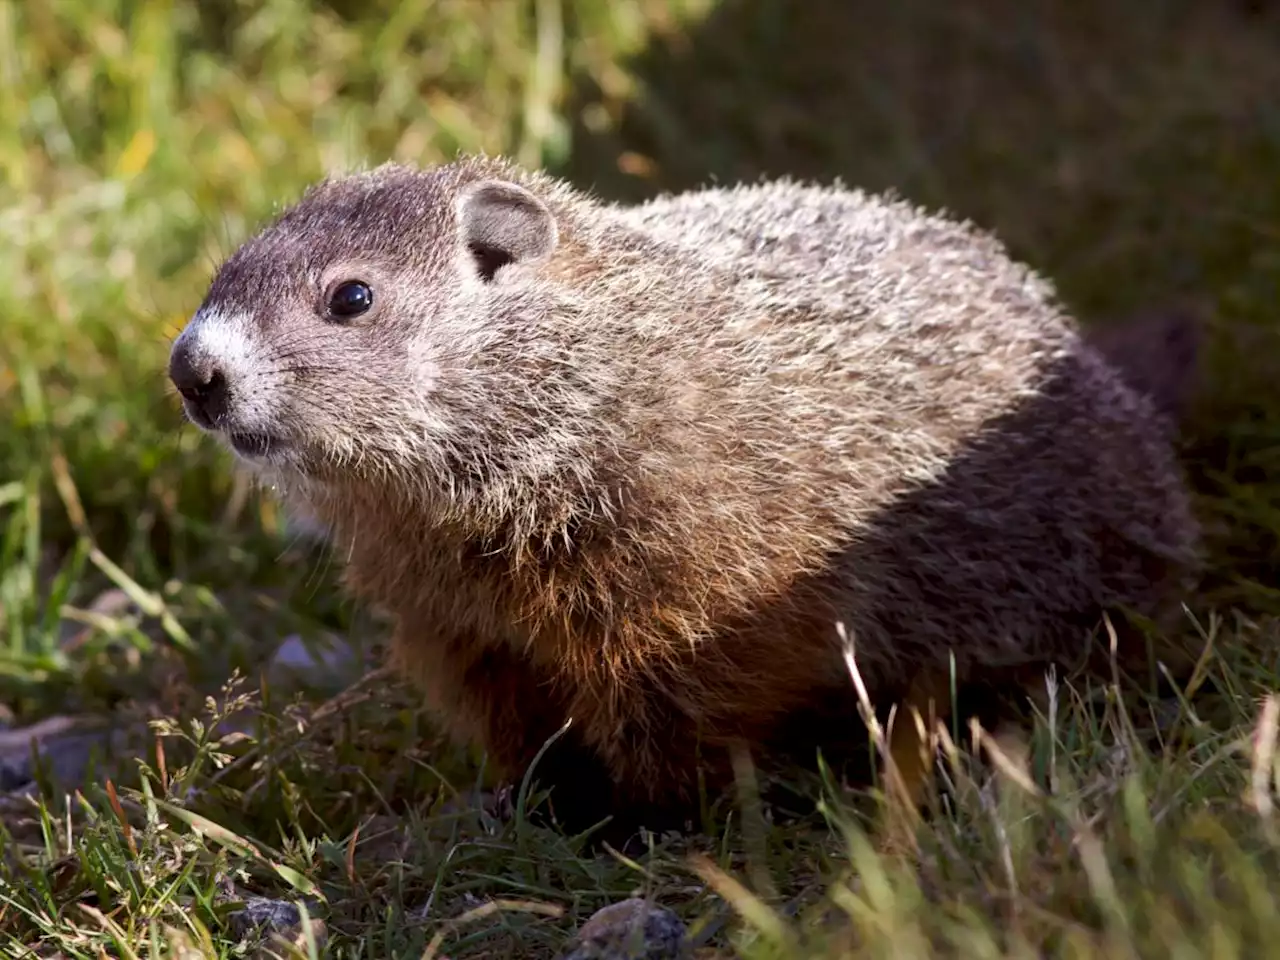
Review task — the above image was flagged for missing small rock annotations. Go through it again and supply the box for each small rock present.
[561,898,689,960]
[265,632,361,694]
[226,896,327,958]
[0,715,136,792]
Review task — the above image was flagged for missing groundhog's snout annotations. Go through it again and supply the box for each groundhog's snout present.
[169,336,230,431]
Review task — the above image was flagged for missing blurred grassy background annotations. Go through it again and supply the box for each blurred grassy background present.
[3,0,1280,956]
[3,0,1280,713]
[0,0,712,718]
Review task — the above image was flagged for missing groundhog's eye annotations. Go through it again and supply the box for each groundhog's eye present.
[327,280,373,320]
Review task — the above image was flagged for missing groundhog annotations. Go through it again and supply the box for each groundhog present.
[167,154,1202,845]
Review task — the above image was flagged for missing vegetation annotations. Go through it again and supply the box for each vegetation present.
[2,0,1280,956]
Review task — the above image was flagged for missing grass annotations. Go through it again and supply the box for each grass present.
[2,0,1280,956]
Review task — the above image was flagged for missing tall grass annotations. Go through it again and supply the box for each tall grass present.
[2,1,1280,956]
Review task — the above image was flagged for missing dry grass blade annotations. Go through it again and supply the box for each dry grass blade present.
[6,1,1280,958]
[420,898,565,960]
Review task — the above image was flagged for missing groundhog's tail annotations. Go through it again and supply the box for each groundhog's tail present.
[1085,306,1204,430]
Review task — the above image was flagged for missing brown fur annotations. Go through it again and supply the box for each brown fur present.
[168,155,1202,843]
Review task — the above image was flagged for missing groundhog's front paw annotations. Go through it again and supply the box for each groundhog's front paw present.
[500,741,683,853]
[534,785,695,856]
[518,762,620,844]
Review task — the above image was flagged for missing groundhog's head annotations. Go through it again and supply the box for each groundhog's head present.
[167,161,599,498]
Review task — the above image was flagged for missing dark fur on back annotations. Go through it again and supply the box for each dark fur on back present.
[170,155,1202,842]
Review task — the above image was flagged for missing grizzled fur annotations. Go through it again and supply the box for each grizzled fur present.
[169,154,1202,842]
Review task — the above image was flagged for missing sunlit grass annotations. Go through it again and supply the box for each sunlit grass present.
[2,0,1280,956]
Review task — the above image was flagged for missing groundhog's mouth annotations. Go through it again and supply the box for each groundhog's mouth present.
[227,432,286,459]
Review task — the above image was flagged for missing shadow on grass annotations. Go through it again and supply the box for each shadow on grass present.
[549,0,1280,610]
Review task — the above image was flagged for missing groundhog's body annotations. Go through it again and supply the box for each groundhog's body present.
[168,156,1200,840]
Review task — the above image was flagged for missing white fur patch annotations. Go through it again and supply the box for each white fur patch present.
[173,305,286,441]
[176,306,260,382]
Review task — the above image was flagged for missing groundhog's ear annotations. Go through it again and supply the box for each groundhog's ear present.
[456,180,558,281]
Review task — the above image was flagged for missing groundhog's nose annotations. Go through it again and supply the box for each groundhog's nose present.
[168,338,229,429]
